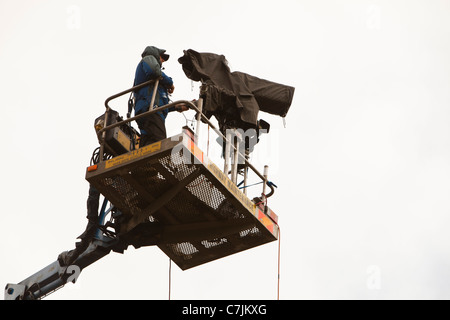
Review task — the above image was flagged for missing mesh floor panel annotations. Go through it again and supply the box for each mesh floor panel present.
[86,134,278,270]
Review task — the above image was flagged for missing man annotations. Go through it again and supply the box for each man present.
[58,46,188,266]
[134,46,188,147]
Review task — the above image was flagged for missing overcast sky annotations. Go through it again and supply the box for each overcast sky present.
[1,0,450,300]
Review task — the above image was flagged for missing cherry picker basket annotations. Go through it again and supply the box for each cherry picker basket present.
[86,127,279,270]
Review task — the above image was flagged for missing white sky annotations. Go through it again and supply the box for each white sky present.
[1,0,450,300]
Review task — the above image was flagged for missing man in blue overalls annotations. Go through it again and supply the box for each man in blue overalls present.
[133,46,188,147]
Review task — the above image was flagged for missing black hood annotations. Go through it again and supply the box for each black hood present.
[141,46,170,64]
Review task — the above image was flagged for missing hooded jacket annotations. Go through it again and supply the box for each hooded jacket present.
[134,46,174,121]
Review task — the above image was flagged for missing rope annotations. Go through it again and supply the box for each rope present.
[181,110,196,131]
[277,225,281,300]
[238,180,278,190]
[207,124,210,157]
[168,258,172,300]
[238,181,263,189]
[255,196,281,299]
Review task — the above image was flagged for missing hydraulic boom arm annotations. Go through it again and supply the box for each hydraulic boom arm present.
[5,238,113,300]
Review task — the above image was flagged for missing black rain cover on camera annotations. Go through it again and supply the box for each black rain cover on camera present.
[178,49,295,129]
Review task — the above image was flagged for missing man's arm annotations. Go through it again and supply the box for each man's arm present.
[161,71,174,91]
[142,55,162,79]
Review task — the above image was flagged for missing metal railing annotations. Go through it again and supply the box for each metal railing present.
[97,81,275,199]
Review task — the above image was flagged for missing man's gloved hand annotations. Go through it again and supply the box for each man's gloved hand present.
[175,103,189,112]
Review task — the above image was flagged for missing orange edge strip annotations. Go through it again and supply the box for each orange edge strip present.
[87,165,98,172]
